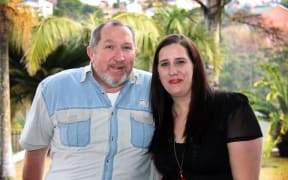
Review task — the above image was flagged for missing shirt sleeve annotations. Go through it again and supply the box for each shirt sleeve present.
[225,93,263,143]
[19,83,54,150]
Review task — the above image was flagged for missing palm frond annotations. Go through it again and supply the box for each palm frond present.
[24,16,84,75]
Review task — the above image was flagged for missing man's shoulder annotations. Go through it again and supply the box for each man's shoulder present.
[133,68,152,76]
[40,67,85,88]
[132,69,151,86]
[133,68,151,80]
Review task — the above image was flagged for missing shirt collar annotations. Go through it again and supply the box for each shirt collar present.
[80,63,92,82]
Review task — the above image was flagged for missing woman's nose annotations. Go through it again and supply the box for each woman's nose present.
[168,65,177,76]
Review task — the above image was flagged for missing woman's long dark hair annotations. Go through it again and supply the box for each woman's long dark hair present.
[149,34,211,153]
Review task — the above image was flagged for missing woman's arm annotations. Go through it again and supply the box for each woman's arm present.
[228,138,263,180]
[22,146,49,180]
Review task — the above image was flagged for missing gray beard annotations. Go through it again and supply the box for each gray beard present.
[100,72,129,88]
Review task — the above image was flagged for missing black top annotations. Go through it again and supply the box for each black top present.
[152,92,263,180]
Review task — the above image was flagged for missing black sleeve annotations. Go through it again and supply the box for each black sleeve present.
[225,93,263,143]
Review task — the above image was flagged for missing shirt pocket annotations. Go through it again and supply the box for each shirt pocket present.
[130,111,154,148]
[58,119,91,147]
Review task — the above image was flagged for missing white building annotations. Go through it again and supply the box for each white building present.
[22,0,53,17]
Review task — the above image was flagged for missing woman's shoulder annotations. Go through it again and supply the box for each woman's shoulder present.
[211,90,248,105]
[207,90,254,131]
[208,90,250,116]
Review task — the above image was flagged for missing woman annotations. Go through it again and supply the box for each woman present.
[149,34,263,180]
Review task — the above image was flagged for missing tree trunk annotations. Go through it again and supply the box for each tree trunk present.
[205,0,224,86]
[205,0,223,43]
[194,0,231,86]
[0,5,16,179]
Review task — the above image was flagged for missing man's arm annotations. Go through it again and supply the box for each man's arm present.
[22,146,49,180]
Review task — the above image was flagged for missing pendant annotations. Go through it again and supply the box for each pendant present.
[179,169,186,180]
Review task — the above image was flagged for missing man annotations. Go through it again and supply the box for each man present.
[20,20,157,180]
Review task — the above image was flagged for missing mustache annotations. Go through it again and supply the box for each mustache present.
[109,62,127,68]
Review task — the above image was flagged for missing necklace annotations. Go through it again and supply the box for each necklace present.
[173,141,186,180]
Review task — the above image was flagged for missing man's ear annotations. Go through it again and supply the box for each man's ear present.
[87,47,94,60]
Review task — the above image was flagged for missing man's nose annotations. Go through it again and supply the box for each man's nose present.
[114,48,125,61]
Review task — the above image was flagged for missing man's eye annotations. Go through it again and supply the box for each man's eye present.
[123,46,132,50]
[105,45,113,49]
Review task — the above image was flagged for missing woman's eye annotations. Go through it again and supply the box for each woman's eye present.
[159,62,169,67]
[175,60,185,65]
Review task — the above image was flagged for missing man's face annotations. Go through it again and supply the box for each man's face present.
[87,24,137,91]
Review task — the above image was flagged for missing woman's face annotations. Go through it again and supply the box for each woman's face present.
[157,43,193,99]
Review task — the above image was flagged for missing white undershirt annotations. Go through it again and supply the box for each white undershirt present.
[107,92,120,106]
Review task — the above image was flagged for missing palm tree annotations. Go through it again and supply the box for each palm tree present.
[0,0,34,178]
[152,5,199,35]
[23,16,84,75]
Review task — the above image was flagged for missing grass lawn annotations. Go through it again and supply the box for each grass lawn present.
[15,154,288,180]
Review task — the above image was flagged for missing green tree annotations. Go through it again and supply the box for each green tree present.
[255,63,288,157]
[54,0,82,19]
[54,0,103,21]
[244,63,288,158]
[219,32,265,91]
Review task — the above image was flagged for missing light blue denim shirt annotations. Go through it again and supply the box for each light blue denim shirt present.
[20,65,158,180]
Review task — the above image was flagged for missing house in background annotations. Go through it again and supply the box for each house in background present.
[228,3,288,48]
[251,4,288,47]
[260,4,288,30]
[22,0,53,17]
